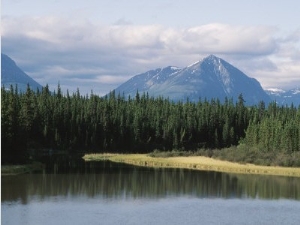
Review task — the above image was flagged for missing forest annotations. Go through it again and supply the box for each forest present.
[2,84,300,166]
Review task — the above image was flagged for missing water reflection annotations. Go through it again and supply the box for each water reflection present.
[2,160,300,204]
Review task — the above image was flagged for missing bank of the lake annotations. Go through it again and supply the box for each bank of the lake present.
[1,162,45,176]
[83,153,300,177]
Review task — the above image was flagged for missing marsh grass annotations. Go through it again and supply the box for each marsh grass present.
[83,152,300,177]
[148,146,300,168]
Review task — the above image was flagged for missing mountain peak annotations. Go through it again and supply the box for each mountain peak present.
[188,55,221,68]
[114,55,271,105]
[202,54,223,66]
[203,54,219,61]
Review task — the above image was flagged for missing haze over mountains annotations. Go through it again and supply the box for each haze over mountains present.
[1,53,299,106]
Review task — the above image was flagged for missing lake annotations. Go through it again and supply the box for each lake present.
[2,156,300,225]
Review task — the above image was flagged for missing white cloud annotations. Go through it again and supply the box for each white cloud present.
[164,24,276,56]
[2,16,300,95]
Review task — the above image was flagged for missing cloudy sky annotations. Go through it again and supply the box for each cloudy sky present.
[2,0,300,95]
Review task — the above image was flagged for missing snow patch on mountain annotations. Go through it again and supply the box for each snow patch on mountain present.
[265,88,285,95]
[292,88,300,95]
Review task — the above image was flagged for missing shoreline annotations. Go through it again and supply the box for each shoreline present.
[83,153,300,177]
[1,162,45,176]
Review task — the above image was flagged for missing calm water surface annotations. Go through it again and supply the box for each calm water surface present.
[2,156,300,225]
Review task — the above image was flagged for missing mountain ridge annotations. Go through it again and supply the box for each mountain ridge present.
[1,53,43,92]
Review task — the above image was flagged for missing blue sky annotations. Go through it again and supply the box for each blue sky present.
[2,0,300,95]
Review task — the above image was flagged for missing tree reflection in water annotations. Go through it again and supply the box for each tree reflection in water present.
[2,159,300,204]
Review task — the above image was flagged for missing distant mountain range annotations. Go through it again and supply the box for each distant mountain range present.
[114,55,272,105]
[1,53,299,105]
[1,53,43,92]
[266,88,300,106]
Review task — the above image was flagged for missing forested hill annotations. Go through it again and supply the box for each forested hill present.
[2,86,300,165]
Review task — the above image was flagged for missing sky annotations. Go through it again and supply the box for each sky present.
[2,0,300,95]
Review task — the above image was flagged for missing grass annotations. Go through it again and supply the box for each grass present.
[148,147,300,167]
[1,162,45,176]
[83,153,300,177]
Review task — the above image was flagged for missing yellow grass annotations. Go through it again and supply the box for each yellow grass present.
[83,153,300,177]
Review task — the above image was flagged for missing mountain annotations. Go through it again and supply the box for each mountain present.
[265,88,300,106]
[1,53,43,92]
[114,55,271,105]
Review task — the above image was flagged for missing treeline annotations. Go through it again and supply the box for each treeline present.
[243,102,300,153]
[1,84,300,164]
